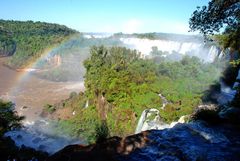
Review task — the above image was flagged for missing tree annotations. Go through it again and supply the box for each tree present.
[0,100,24,136]
[189,0,240,52]
[190,0,240,107]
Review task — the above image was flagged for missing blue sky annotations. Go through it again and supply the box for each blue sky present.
[0,0,209,34]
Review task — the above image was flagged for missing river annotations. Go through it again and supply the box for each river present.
[0,57,86,153]
[0,57,85,121]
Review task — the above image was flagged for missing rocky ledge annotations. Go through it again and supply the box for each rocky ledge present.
[48,120,240,161]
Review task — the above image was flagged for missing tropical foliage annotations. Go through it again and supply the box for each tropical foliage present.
[0,100,24,137]
[189,0,240,52]
[54,46,223,142]
[0,20,77,68]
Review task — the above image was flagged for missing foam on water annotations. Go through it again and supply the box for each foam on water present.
[5,119,83,154]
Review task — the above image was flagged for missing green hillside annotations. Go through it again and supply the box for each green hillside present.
[0,20,77,68]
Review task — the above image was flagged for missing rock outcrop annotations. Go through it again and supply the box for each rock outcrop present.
[47,132,149,161]
[48,121,240,161]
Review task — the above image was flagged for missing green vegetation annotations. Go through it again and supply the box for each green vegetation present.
[54,46,223,142]
[0,99,24,136]
[31,34,124,82]
[0,20,77,68]
[189,0,240,107]
[0,27,16,56]
[95,121,110,143]
[0,99,48,160]
[113,32,202,43]
[189,0,239,53]
[43,104,56,114]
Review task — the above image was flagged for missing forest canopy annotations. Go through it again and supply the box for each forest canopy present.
[189,0,240,52]
[54,46,223,141]
[0,20,77,68]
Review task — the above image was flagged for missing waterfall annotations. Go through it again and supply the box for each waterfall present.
[218,68,240,105]
[120,38,221,62]
[84,100,89,108]
[158,94,168,109]
[135,108,188,134]
[135,109,149,134]
[135,108,168,134]
[207,46,219,62]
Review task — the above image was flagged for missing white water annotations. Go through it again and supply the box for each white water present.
[135,107,188,134]
[158,94,168,109]
[5,119,83,154]
[120,38,219,62]
[218,68,240,105]
[84,100,89,108]
[135,93,188,134]
[83,33,112,39]
[135,108,164,133]
[4,34,237,154]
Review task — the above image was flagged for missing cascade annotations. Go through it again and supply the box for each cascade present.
[84,100,89,108]
[120,38,221,62]
[135,108,168,134]
[218,65,240,105]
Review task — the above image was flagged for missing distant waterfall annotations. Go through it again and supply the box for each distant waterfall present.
[207,46,219,62]
[120,38,222,62]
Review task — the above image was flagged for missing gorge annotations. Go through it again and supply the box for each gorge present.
[0,20,239,161]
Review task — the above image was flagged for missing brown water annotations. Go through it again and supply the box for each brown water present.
[0,57,85,121]
[0,57,20,96]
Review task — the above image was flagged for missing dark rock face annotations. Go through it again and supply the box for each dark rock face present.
[48,121,240,161]
[47,132,149,161]
[219,106,240,124]
[191,104,221,124]
[120,122,240,161]
[0,137,48,161]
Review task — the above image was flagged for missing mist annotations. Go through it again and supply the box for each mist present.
[3,32,238,154]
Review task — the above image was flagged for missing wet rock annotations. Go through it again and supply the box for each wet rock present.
[32,137,42,144]
[48,132,149,161]
[122,123,240,161]
[21,106,29,110]
[218,106,240,124]
[191,104,221,124]
[40,111,48,118]
[38,144,46,151]
[48,122,240,161]
[16,134,22,139]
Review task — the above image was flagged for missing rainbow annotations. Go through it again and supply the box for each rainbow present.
[2,35,76,104]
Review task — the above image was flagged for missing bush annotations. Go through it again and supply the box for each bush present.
[95,121,109,143]
[69,91,78,99]
[0,100,24,136]
[43,104,55,114]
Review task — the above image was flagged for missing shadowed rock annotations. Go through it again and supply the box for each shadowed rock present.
[47,132,149,161]
[48,122,240,161]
